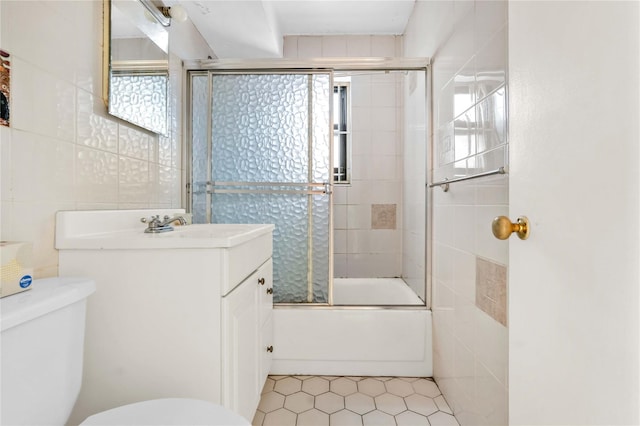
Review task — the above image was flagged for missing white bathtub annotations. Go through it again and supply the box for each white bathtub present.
[271,278,432,377]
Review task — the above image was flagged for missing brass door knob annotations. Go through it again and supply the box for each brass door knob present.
[258,278,265,285]
[266,288,273,295]
[266,346,274,353]
[492,216,530,240]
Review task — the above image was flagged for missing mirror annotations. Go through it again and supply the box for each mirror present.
[106,0,169,136]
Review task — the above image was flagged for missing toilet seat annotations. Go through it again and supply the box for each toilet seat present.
[80,398,250,425]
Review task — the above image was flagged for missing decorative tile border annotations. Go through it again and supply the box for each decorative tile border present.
[476,257,508,326]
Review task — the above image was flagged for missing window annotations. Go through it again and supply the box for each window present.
[333,82,350,183]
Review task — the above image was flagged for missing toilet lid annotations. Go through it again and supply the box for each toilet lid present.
[80,398,250,426]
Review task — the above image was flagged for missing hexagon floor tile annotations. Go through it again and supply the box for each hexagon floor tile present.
[252,375,459,426]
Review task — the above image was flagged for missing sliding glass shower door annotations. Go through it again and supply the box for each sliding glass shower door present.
[190,72,333,303]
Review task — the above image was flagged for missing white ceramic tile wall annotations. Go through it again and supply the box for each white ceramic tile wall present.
[0,0,193,277]
[404,1,508,424]
[284,36,407,279]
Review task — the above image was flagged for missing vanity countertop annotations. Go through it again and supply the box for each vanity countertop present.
[57,224,274,250]
[55,210,274,250]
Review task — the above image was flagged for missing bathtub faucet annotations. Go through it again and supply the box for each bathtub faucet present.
[140,215,187,233]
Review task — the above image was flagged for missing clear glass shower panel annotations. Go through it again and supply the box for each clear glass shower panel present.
[208,73,332,303]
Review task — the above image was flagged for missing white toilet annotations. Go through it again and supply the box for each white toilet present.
[0,277,248,426]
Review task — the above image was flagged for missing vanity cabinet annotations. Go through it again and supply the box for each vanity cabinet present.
[55,209,274,424]
[222,259,273,420]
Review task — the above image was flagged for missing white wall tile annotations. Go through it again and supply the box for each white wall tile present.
[347,205,371,230]
[76,89,117,153]
[75,146,119,204]
[334,230,347,254]
[346,36,372,57]
[297,36,322,57]
[475,27,506,102]
[283,37,298,58]
[322,37,347,57]
[405,1,509,422]
[334,204,347,229]
[371,36,397,57]
[12,58,76,143]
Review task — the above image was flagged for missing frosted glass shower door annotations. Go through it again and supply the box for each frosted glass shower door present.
[190,72,332,304]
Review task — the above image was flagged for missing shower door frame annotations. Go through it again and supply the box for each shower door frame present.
[184,58,432,309]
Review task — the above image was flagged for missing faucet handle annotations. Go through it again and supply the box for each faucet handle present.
[140,215,159,224]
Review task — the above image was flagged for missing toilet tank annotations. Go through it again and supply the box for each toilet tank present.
[1,277,96,426]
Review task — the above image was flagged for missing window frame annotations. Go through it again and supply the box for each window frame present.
[333,81,351,184]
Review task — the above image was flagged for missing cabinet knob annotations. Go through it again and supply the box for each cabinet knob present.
[258,277,265,285]
[266,288,273,295]
[266,346,274,353]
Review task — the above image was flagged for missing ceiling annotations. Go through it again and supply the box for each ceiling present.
[171,0,416,58]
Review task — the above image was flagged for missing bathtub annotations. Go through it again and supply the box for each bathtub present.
[271,278,432,377]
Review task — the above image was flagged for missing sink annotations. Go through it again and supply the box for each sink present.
[55,210,274,250]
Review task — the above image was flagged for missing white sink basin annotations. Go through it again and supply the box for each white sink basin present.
[55,210,274,250]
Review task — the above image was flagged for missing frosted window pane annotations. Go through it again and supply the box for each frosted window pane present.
[110,73,168,135]
[191,75,208,224]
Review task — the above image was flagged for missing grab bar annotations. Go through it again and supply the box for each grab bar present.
[428,167,506,192]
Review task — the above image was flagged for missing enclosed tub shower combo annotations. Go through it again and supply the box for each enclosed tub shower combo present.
[187,60,432,377]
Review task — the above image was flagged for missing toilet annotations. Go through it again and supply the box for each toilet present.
[0,277,248,426]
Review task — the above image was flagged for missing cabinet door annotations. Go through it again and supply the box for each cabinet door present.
[257,259,273,326]
[260,314,274,387]
[222,271,259,421]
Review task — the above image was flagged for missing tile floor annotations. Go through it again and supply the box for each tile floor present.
[253,375,459,426]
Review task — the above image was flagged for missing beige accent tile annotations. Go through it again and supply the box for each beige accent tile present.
[371,204,396,230]
[475,257,508,326]
[275,377,303,395]
[405,394,438,416]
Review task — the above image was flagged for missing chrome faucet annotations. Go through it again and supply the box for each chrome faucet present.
[140,215,187,233]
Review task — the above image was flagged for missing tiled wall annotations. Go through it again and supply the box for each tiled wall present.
[405,1,508,424]
[284,36,407,279]
[0,1,209,277]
